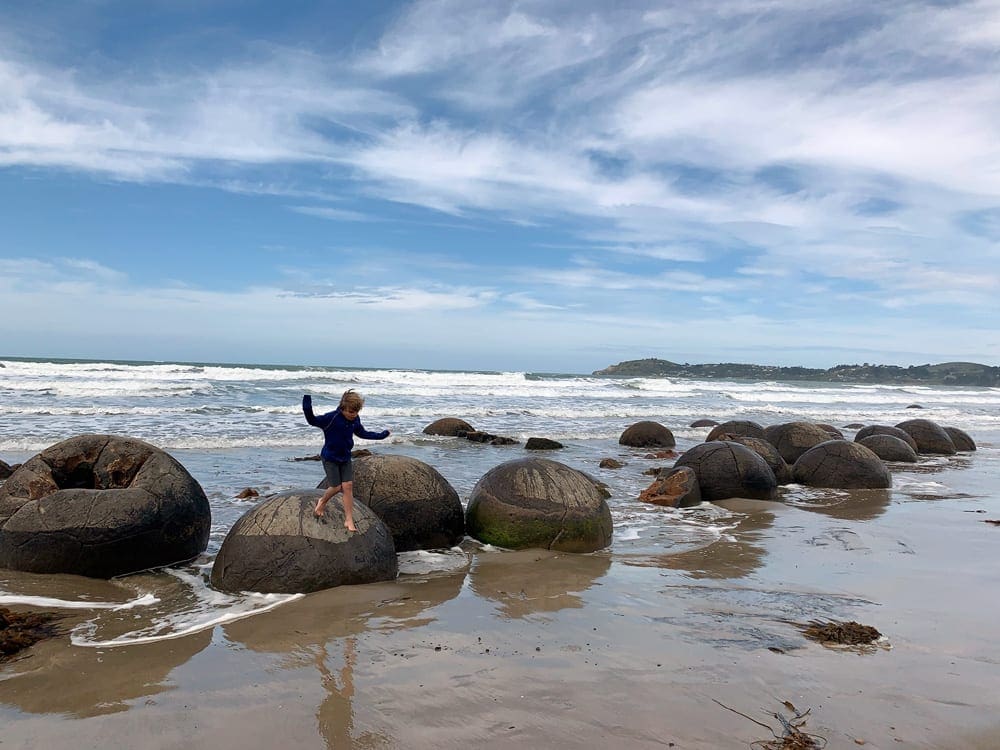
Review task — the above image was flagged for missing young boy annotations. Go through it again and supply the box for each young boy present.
[302,389,391,531]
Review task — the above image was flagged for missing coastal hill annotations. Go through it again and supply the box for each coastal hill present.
[592,359,1000,386]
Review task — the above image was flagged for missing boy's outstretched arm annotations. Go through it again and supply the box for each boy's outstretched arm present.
[302,394,320,426]
[353,419,390,440]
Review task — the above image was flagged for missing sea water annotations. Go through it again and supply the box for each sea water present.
[1,356,997,646]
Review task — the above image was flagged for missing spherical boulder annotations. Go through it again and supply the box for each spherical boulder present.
[465,458,612,552]
[352,455,464,552]
[793,440,891,489]
[858,434,918,463]
[211,490,397,594]
[895,419,957,455]
[0,434,210,578]
[728,436,793,485]
[706,420,765,442]
[944,427,976,452]
[674,441,777,502]
[423,417,475,436]
[638,466,702,508]
[619,421,675,448]
[854,425,918,452]
[690,419,718,428]
[763,422,837,464]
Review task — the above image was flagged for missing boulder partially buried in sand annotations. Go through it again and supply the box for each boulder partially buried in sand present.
[618,421,675,448]
[352,455,464,552]
[706,420,765,441]
[211,489,397,594]
[763,421,836,464]
[793,440,891,489]
[674,441,776,502]
[854,425,918,452]
[0,434,210,578]
[727,436,793,485]
[895,419,957,455]
[423,418,476,436]
[465,458,613,552]
[944,426,976,452]
[858,434,918,463]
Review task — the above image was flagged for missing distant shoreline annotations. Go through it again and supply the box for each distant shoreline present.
[593,358,1000,386]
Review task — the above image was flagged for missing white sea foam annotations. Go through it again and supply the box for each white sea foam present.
[0,592,159,610]
[397,548,470,575]
[69,569,303,647]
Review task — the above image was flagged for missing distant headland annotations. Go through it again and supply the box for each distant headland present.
[592,358,1000,386]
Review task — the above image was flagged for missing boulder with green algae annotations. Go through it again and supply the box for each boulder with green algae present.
[465,458,612,552]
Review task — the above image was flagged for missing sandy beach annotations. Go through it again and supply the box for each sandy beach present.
[3,452,1000,748]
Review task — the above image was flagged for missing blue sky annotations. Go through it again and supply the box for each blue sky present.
[1,0,999,373]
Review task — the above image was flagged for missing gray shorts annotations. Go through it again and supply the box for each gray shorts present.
[322,459,353,487]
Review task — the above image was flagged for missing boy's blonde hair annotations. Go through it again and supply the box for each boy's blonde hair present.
[339,389,365,412]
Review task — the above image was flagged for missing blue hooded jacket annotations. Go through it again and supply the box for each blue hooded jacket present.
[302,395,390,462]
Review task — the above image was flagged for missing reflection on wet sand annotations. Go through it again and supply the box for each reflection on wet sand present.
[0,623,212,717]
[624,499,778,579]
[223,572,465,749]
[465,548,611,618]
[223,572,466,656]
[314,637,388,749]
[781,487,892,521]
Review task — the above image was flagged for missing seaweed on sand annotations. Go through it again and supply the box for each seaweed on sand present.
[0,607,62,661]
[799,619,881,646]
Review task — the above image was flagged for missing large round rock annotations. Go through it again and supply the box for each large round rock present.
[858,434,918,463]
[763,421,836,463]
[0,434,210,578]
[423,418,475,436]
[854,425,918,452]
[619,421,675,448]
[793,440,891,489]
[212,490,397,593]
[728,436,793,485]
[465,458,612,552]
[895,419,957,455]
[674,441,777,502]
[944,427,976,452]
[706,420,765,441]
[352,455,464,551]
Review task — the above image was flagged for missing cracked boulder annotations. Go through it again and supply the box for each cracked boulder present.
[465,457,613,552]
[857,434,918,463]
[763,421,837,464]
[674,441,777,502]
[351,454,464,552]
[943,426,976,452]
[211,489,397,593]
[0,434,210,578]
[726,436,794,485]
[854,425,918,452]
[706,420,765,442]
[793,440,892,489]
[895,419,957,455]
[638,466,702,508]
[618,421,675,448]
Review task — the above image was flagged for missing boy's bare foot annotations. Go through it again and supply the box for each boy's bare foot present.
[344,519,357,532]
[314,503,325,518]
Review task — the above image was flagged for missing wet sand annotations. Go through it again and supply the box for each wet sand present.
[3,452,1000,749]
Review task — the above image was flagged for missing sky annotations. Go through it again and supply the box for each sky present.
[1,0,999,374]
